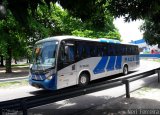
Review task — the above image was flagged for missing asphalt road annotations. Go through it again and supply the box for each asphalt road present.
[28,74,158,115]
[0,60,160,115]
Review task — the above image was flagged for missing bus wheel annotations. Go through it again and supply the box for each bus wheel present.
[79,73,89,86]
[123,65,128,75]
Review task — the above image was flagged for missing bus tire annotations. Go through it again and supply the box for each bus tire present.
[123,65,128,75]
[78,73,90,86]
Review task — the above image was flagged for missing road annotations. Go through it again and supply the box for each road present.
[0,60,160,114]
[28,74,158,115]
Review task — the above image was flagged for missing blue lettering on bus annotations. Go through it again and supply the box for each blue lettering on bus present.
[93,56,108,74]
[115,56,122,69]
[106,56,116,71]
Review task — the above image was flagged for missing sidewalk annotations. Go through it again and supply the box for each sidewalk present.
[79,82,160,115]
[0,65,29,79]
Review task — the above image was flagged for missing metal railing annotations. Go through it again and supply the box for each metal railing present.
[0,67,160,115]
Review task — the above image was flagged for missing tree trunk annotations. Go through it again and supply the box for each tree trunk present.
[6,45,12,73]
[14,59,17,64]
[0,55,4,67]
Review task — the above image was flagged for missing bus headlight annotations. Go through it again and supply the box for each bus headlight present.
[46,76,53,80]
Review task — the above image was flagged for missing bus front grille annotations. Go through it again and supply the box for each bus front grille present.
[31,74,46,81]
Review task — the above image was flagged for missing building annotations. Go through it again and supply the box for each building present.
[130,39,160,54]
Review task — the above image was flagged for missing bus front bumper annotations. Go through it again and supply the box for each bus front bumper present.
[29,77,57,90]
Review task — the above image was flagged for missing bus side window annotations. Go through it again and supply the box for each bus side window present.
[115,44,119,55]
[68,46,75,62]
[59,45,65,61]
[102,44,107,56]
[97,44,103,56]
[82,46,87,58]
[86,45,90,58]
[119,45,123,55]
[60,42,75,63]
[90,45,96,57]
[90,46,93,57]
[124,46,127,55]
[76,42,90,60]
[108,44,114,56]
[104,43,108,56]
[107,44,111,56]
[132,46,135,55]
[77,44,82,60]
[77,43,85,59]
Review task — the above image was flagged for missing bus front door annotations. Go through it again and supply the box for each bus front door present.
[57,41,77,89]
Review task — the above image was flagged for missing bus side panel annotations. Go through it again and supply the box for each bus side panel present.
[104,56,122,76]
[106,56,116,71]
[122,55,140,71]
[93,56,109,74]
[77,57,101,81]
[57,64,77,89]
[115,56,122,69]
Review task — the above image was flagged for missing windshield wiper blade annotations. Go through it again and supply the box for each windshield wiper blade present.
[45,66,55,71]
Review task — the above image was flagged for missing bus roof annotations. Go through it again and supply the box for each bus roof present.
[36,35,137,46]
[36,35,97,44]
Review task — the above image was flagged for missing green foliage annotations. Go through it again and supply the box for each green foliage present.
[140,20,160,45]
[72,29,121,40]
[2,0,160,45]
[107,0,160,45]
[108,0,160,22]
[0,2,121,64]
[0,3,121,59]
[34,3,121,40]
[0,11,28,58]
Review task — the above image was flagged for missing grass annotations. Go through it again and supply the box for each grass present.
[0,64,29,69]
[0,80,28,88]
[141,58,160,63]
[153,59,160,63]
[11,63,29,67]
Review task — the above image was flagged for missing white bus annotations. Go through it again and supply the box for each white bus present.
[29,36,140,90]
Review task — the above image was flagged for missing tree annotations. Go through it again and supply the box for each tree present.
[0,12,27,72]
[0,6,54,73]
[0,2,121,73]
[34,3,121,39]
[140,19,160,45]
[108,0,160,45]
[0,0,107,26]
[0,55,4,66]
[108,0,160,21]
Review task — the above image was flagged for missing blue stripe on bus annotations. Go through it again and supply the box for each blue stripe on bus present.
[115,56,122,69]
[93,56,108,74]
[106,56,116,71]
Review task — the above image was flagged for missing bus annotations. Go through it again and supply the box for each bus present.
[29,36,140,90]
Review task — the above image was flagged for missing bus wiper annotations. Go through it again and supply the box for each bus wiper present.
[45,66,55,72]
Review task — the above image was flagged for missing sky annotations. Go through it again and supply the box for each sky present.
[113,17,144,43]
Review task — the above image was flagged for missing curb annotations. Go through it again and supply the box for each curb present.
[0,77,27,82]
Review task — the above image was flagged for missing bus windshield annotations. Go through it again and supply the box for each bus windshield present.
[32,41,58,71]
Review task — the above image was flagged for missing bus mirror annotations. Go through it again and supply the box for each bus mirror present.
[62,41,65,45]
[65,46,68,55]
